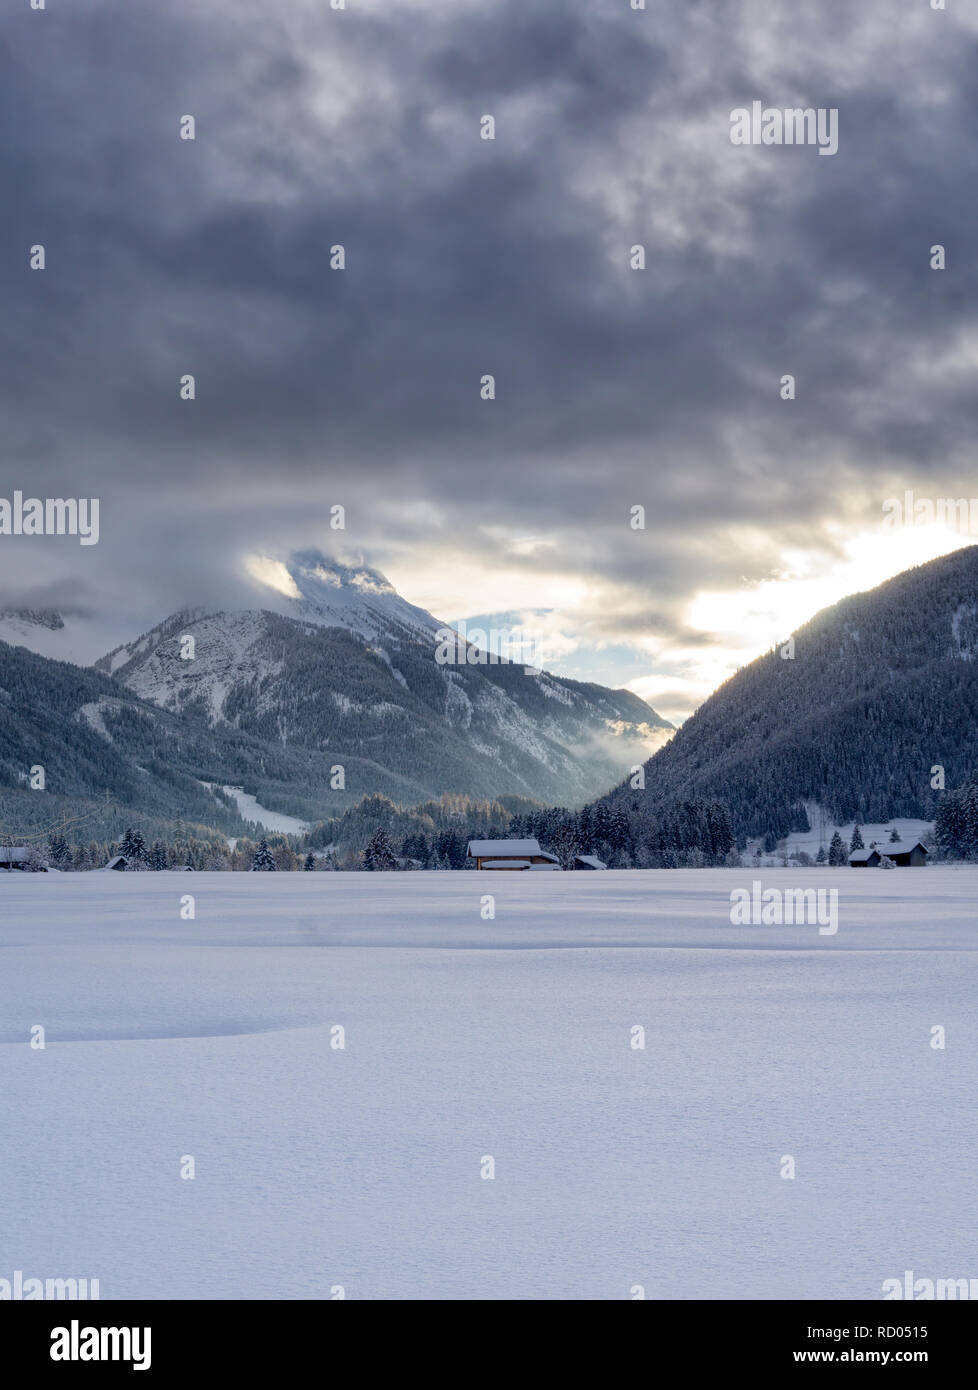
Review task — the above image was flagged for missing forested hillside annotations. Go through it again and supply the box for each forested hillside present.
[600,546,978,838]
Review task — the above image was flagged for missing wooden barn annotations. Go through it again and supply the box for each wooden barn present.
[466,838,561,870]
[849,847,882,868]
[849,840,929,868]
[882,839,929,867]
[573,855,607,870]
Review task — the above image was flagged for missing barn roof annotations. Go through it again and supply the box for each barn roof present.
[883,840,928,856]
[575,854,607,869]
[848,848,880,863]
[468,838,541,858]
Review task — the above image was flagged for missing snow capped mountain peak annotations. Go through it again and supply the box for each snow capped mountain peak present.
[243,549,444,643]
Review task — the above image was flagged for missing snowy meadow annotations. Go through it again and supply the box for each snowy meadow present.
[1,868,976,1300]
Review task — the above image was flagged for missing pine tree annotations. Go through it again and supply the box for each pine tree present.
[609,809,632,855]
[251,838,277,871]
[850,824,864,852]
[149,841,168,871]
[964,782,978,858]
[829,831,847,866]
[815,844,827,864]
[47,833,70,867]
[889,827,900,843]
[706,802,735,862]
[119,827,146,862]
[364,828,397,871]
[303,852,316,871]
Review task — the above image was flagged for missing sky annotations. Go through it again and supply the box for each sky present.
[2,0,977,722]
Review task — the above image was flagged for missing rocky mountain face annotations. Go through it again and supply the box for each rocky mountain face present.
[92,552,672,813]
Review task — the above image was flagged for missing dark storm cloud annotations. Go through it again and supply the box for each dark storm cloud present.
[1,0,975,657]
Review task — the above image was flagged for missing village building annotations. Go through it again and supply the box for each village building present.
[102,854,129,872]
[849,847,882,868]
[573,855,607,870]
[881,839,929,867]
[466,838,561,870]
[0,847,34,871]
[849,840,929,868]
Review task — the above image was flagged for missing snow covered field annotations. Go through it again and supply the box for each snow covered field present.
[1,868,976,1300]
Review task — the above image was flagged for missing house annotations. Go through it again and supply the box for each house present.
[467,838,561,870]
[103,854,129,872]
[849,848,882,868]
[849,841,929,868]
[0,847,33,871]
[573,855,607,870]
[881,839,929,867]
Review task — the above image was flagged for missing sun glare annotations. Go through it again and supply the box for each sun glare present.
[244,554,302,599]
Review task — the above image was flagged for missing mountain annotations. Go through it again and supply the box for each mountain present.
[0,638,344,846]
[601,545,978,839]
[94,552,672,814]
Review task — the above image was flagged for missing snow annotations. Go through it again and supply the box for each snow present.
[530,671,574,705]
[0,867,975,1300]
[114,610,280,724]
[468,838,542,858]
[442,672,473,728]
[751,809,933,863]
[77,696,128,741]
[219,786,310,835]
[283,551,444,644]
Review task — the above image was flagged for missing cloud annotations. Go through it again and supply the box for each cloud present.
[1,0,975,705]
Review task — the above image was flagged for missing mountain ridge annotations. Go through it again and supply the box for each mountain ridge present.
[599,544,978,838]
[0,552,670,826]
[92,551,672,809]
